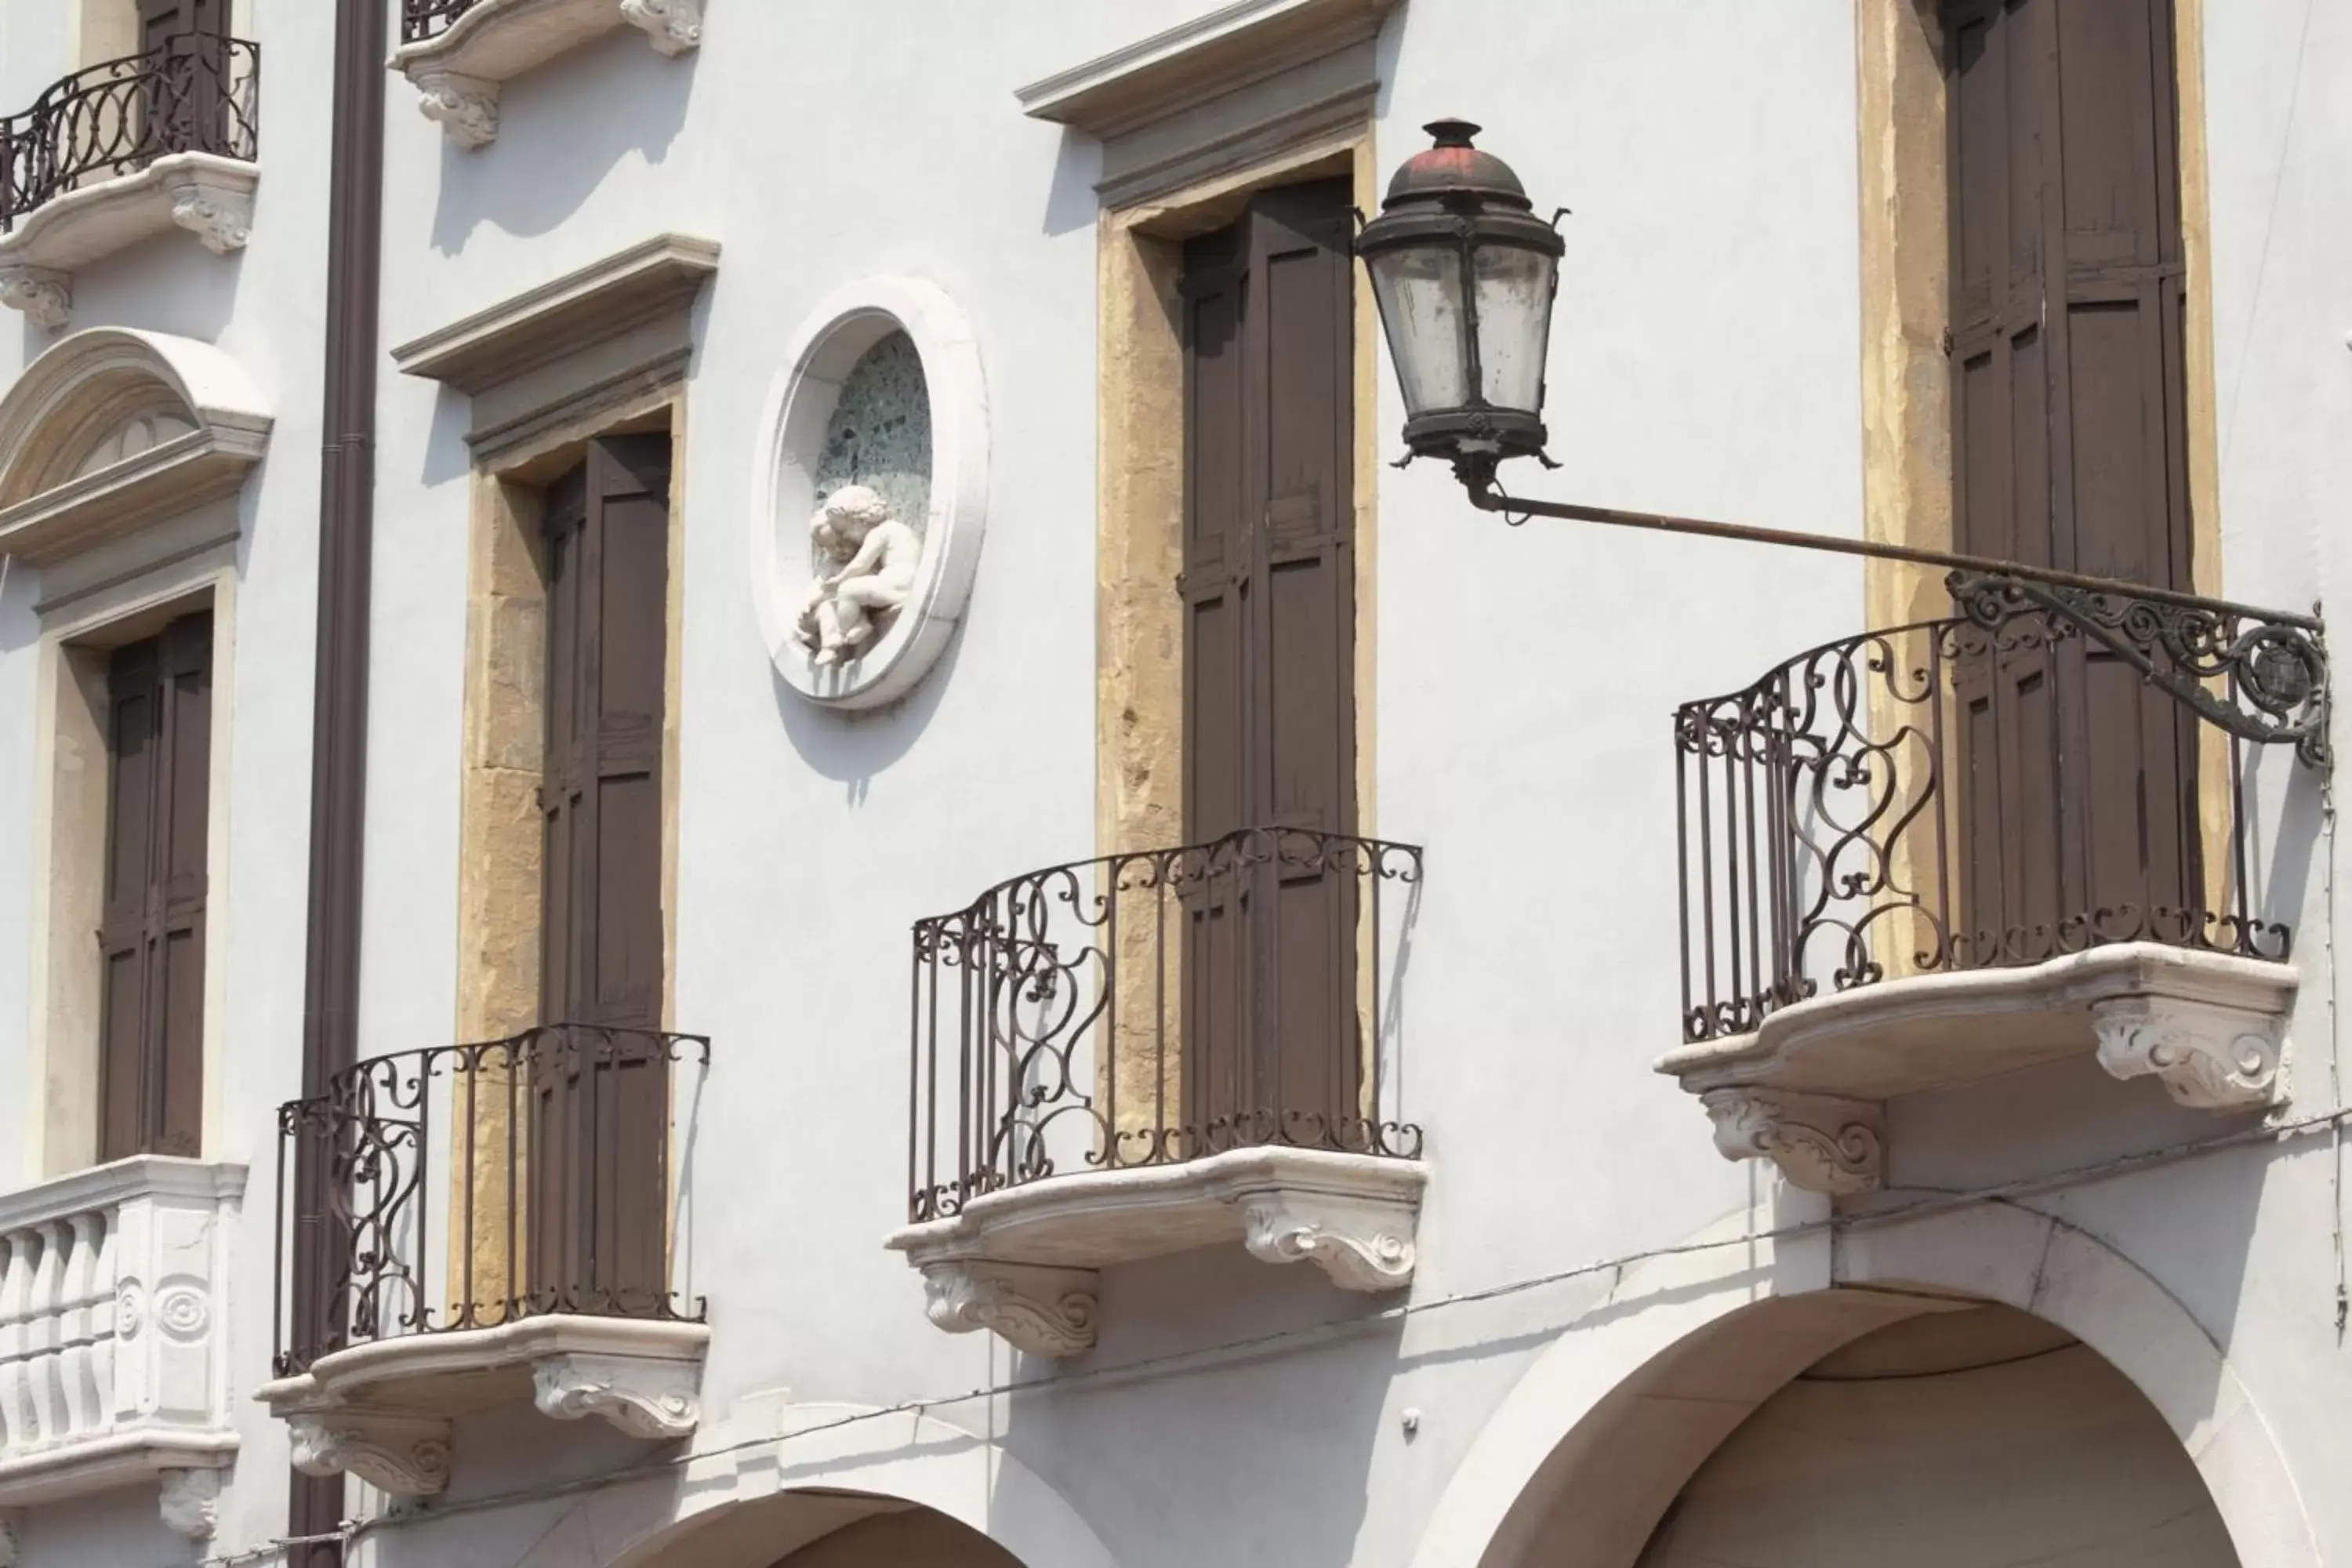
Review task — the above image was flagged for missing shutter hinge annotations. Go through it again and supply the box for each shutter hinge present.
[1938,327,1955,358]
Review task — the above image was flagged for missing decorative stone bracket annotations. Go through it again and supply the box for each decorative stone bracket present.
[1702,1088,1886,1196]
[531,1350,702,1439]
[1667,946,2296,1195]
[891,1149,1426,1358]
[395,0,706,150]
[921,1261,1102,1359]
[2091,992,2287,1111]
[287,1408,455,1497]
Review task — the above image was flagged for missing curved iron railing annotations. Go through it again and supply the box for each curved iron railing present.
[1677,596,2303,1045]
[273,1024,710,1377]
[0,38,259,234]
[403,0,483,43]
[909,827,1425,1224]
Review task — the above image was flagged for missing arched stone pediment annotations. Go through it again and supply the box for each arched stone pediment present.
[0,327,270,566]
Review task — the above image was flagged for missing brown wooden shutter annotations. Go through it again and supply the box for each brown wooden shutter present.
[139,0,232,161]
[533,435,671,1312]
[1946,0,2195,958]
[98,611,212,1162]
[1179,180,1357,1145]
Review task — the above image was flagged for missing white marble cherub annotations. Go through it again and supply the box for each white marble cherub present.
[795,484,922,667]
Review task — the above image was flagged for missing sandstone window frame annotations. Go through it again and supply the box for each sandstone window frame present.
[394,235,713,1308]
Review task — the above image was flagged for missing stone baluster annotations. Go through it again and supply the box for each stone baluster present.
[24,1224,66,1444]
[89,1202,120,1439]
[0,1230,27,1452]
[57,1211,103,1440]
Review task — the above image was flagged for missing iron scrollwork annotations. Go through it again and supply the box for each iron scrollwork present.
[1676,595,2299,1047]
[272,1025,711,1377]
[907,828,1425,1224]
[1947,572,2330,771]
[1,39,260,234]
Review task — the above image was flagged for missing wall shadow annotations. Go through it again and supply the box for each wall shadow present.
[427,27,695,253]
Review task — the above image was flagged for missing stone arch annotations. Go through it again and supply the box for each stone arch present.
[513,1404,1116,1568]
[1410,1201,2317,1568]
[0,327,270,562]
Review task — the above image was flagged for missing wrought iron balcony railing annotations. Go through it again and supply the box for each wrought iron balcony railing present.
[272,1024,710,1377]
[909,827,1425,1224]
[403,0,484,43]
[1676,579,2325,1044]
[0,37,259,235]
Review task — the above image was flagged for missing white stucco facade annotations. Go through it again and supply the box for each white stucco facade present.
[0,1,2347,1565]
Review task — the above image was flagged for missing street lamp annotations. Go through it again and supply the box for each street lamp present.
[1355,119,1565,480]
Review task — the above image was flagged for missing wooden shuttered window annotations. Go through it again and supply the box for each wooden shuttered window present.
[1946,0,2198,953]
[98,611,212,1163]
[1178,178,1358,1139]
[533,434,671,1312]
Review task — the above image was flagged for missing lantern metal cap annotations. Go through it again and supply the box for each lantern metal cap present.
[1382,119,1534,209]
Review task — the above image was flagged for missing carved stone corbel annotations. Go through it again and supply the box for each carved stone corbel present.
[287,1408,454,1497]
[158,1468,222,1541]
[1238,1189,1417,1291]
[2092,993,2286,1111]
[619,0,705,54]
[165,172,256,254]
[415,71,501,148]
[0,267,71,330]
[532,1352,702,1439]
[1702,1087,1886,1194]
[920,1261,1100,1358]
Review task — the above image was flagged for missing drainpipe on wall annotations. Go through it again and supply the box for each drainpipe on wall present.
[292,0,387,1560]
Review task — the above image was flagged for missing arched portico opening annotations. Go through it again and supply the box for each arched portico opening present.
[1412,1203,2318,1568]
[499,1404,1115,1568]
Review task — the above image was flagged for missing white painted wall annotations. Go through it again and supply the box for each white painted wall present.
[0,1,2346,1565]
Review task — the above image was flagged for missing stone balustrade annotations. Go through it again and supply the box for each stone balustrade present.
[0,1156,245,1540]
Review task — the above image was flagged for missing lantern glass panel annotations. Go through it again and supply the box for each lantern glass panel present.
[1367,244,1469,416]
[1472,243,1556,417]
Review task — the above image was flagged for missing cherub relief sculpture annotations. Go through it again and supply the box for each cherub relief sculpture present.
[797,484,922,667]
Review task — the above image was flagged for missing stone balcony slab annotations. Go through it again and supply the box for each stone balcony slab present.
[257,1315,709,1498]
[888,1147,1425,1359]
[1657,943,2299,1194]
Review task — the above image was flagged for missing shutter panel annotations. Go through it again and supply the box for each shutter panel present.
[99,640,161,1164]
[1946,0,2194,961]
[154,612,212,1156]
[97,611,211,1162]
[1178,180,1356,1146]
[534,437,670,1313]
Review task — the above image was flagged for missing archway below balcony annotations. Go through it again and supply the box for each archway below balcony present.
[517,1404,1113,1568]
[1410,1202,2318,1568]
